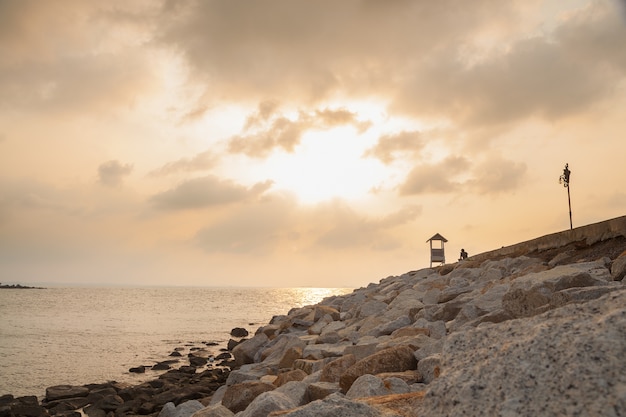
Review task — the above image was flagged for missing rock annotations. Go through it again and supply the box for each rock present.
[278,346,303,369]
[305,382,341,402]
[1,395,49,417]
[274,381,309,407]
[339,345,417,393]
[376,370,421,385]
[368,315,412,337]
[225,365,269,386]
[230,327,249,337]
[231,333,269,366]
[158,401,204,417]
[611,251,626,281]
[419,289,626,417]
[221,381,275,413]
[129,365,146,373]
[227,338,243,350]
[343,343,378,361]
[192,404,234,417]
[346,374,388,399]
[357,300,388,318]
[277,394,384,417]
[189,355,207,367]
[319,354,356,383]
[502,262,612,318]
[313,305,341,321]
[153,361,174,371]
[274,369,308,387]
[95,394,124,412]
[417,354,441,384]
[391,326,430,338]
[238,391,296,417]
[302,342,351,360]
[45,386,89,402]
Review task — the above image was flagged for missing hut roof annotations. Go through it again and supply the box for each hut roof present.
[426,233,448,243]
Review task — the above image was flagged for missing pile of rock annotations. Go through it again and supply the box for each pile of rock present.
[2,232,625,417]
[197,245,626,416]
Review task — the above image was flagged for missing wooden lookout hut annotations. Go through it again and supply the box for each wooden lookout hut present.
[427,233,448,267]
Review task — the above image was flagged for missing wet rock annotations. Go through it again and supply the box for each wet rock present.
[230,327,249,338]
[45,386,89,402]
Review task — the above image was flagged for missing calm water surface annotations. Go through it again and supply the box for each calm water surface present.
[0,287,351,397]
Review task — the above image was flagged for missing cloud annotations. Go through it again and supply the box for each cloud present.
[228,105,371,158]
[149,175,273,210]
[399,155,526,196]
[0,1,160,113]
[364,130,424,164]
[400,156,470,195]
[393,2,624,131]
[157,0,518,105]
[467,156,527,194]
[98,160,133,187]
[315,201,422,250]
[194,194,295,254]
[149,150,217,176]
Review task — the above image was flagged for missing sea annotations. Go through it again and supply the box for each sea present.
[0,286,352,398]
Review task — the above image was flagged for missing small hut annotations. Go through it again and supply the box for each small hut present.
[427,233,448,267]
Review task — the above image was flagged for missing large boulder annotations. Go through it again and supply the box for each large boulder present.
[231,333,269,367]
[276,394,384,417]
[237,391,296,417]
[45,385,89,402]
[419,289,626,416]
[158,401,204,417]
[339,345,417,392]
[502,261,614,318]
[221,381,275,414]
[319,354,356,383]
[345,374,410,399]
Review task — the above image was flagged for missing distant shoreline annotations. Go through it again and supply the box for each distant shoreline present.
[0,284,45,289]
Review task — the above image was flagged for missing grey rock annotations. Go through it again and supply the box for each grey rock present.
[158,401,204,417]
[611,252,626,281]
[306,381,341,402]
[277,395,384,417]
[238,391,296,417]
[417,354,441,384]
[192,404,234,417]
[419,289,626,417]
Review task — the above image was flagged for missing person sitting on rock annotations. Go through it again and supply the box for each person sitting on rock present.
[459,248,468,261]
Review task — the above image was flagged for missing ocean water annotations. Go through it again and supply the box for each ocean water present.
[0,286,352,398]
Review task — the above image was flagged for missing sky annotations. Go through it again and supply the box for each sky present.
[1,0,625,288]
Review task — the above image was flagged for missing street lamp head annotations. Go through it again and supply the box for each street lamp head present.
[559,163,570,187]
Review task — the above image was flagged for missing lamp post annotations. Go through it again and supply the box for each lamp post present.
[559,163,572,230]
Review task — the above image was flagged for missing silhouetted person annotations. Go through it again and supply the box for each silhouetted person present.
[459,248,468,261]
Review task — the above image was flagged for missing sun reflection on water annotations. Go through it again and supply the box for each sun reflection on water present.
[286,287,353,307]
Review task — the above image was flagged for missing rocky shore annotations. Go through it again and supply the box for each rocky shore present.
[2,217,625,417]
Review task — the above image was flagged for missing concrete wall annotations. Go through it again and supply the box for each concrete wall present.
[470,215,626,262]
